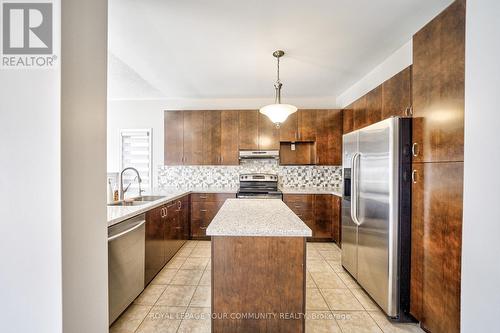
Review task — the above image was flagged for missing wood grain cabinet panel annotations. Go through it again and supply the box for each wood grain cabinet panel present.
[313,195,333,239]
[352,96,368,131]
[145,205,167,285]
[190,193,235,239]
[410,162,463,333]
[316,109,343,165]
[220,111,239,165]
[164,111,184,165]
[258,112,280,150]
[331,196,341,244]
[298,110,317,141]
[183,111,204,165]
[202,110,221,165]
[279,111,298,142]
[343,107,354,134]
[412,0,465,163]
[365,86,382,126]
[238,110,259,150]
[382,66,412,119]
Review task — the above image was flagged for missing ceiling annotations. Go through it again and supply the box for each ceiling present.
[108,0,453,105]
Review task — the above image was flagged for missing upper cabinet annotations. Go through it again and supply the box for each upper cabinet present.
[279,112,298,142]
[220,111,239,165]
[316,109,343,165]
[382,66,412,119]
[343,108,354,134]
[202,110,221,165]
[412,0,465,163]
[183,111,204,165]
[238,110,259,150]
[164,111,184,165]
[298,110,317,141]
[352,95,367,131]
[258,112,280,150]
[365,86,382,126]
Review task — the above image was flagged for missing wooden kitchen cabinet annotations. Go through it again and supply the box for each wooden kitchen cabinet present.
[203,110,221,165]
[164,111,184,165]
[258,112,280,150]
[410,162,463,333]
[313,195,333,239]
[145,204,167,285]
[279,112,298,142]
[183,111,204,165]
[365,86,382,126]
[382,66,412,119]
[412,0,465,163]
[331,196,341,244]
[238,110,259,150]
[298,110,317,141]
[343,107,354,134]
[316,109,342,165]
[352,95,368,131]
[190,193,235,239]
[220,111,239,165]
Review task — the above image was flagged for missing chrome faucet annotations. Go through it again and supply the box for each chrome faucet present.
[120,167,143,200]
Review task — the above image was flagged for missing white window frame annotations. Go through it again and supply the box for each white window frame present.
[119,128,153,191]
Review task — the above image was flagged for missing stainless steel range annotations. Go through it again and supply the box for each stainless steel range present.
[236,173,283,199]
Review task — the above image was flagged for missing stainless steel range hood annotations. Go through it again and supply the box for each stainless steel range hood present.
[239,150,279,160]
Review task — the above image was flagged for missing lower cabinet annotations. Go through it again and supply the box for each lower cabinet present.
[190,193,236,239]
[144,194,190,286]
[284,194,341,242]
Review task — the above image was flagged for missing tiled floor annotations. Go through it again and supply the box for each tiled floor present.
[110,241,424,333]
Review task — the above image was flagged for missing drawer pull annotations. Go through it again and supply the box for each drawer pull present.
[412,143,419,157]
[200,209,208,212]
[199,196,208,199]
[200,227,207,230]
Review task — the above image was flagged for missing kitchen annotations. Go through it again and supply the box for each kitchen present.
[2,1,499,333]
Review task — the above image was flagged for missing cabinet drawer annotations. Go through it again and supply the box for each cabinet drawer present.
[191,201,223,222]
[191,193,235,202]
[283,194,314,212]
[191,219,209,238]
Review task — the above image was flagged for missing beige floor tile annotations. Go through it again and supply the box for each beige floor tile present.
[206,259,212,270]
[170,269,203,286]
[307,259,335,273]
[337,272,361,289]
[310,242,337,251]
[199,270,211,286]
[321,289,365,311]
[134,284,167,305]
[136,305,186,333]
[319,250,341,261]
[351,288,380,311]
[333,311,383,333]
[184,241,198,248]
[165,256,187,269]
[306,271,317,289]
[175,246,194,258]
[156,285,196,307]
[190,247,212,258]
[177,307,211,333]
[326,259,344,273]
[151,268,178,285]
[181,257,210,270]
[190,286,211,307]
[306,311,342,333]
[195,241,211,248]
[110,304,152,333]
[368,311,424,333]
[306,288,329,310]
[310,271,347,289]
[307,248,322,259]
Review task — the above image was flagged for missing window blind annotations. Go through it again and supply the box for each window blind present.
[120,129,152,193]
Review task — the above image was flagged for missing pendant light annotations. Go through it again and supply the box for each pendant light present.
[259,50,297,128]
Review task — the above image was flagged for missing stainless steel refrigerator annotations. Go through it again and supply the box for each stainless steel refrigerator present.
[341,117,412,321]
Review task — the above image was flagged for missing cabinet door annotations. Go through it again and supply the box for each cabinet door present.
[343,107,354,134]
[352,96,368,130]
[382,66,412,119]
[238,110,259,150]
[183,111,204,165]
[316,109,342,165]
[203,110,221,165]
[279,111,298,142]
[258,112,280,150]
[331,196,341,244]
[220,111,239,165]
[164,111,184,165]
[365,86,382,126]
[412,0,465,163]
[298,110,317,141]
[313,195,333,239]
[145,205,166,285]
[410,162,463,333]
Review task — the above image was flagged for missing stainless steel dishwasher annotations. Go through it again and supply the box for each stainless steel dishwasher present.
[108,213,146,324]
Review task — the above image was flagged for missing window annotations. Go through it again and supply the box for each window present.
[120,129,152,193]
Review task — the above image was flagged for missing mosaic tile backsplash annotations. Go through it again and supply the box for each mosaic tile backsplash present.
[158,160,342,189]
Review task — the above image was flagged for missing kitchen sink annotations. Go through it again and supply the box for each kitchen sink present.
[108,195,166,206]
[130,195,166,202]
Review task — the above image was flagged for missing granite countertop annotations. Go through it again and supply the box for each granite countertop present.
[107,187,238,227]
[280,187,343,197]
[206,199,312,237]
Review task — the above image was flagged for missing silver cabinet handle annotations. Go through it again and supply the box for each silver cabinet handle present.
[412,170,418,184]
[200,209,207,212]
[405,106,413,117]
[108,220,145,242]
[412,143,419,157]
[177,200,182,210]
[199,196,208,199]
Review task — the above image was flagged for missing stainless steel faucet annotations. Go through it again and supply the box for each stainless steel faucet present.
[120,167,143,200]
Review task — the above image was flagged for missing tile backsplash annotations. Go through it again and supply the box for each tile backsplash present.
[158,160,342,189]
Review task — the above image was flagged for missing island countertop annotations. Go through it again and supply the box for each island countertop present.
[206,199,312,237]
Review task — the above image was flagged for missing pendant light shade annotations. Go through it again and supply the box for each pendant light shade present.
[259,50,297,127]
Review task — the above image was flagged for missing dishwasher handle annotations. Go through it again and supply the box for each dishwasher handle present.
[108,219,146,242]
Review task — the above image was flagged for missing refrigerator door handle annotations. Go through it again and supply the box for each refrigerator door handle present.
[350,152,361,226]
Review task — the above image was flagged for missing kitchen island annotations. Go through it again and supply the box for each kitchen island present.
[206,199,312,333]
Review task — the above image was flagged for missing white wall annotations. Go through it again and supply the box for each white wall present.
[461,1,500,331]
[336,40,413,108]
[61,0,109,332]
[0,2,62,332]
